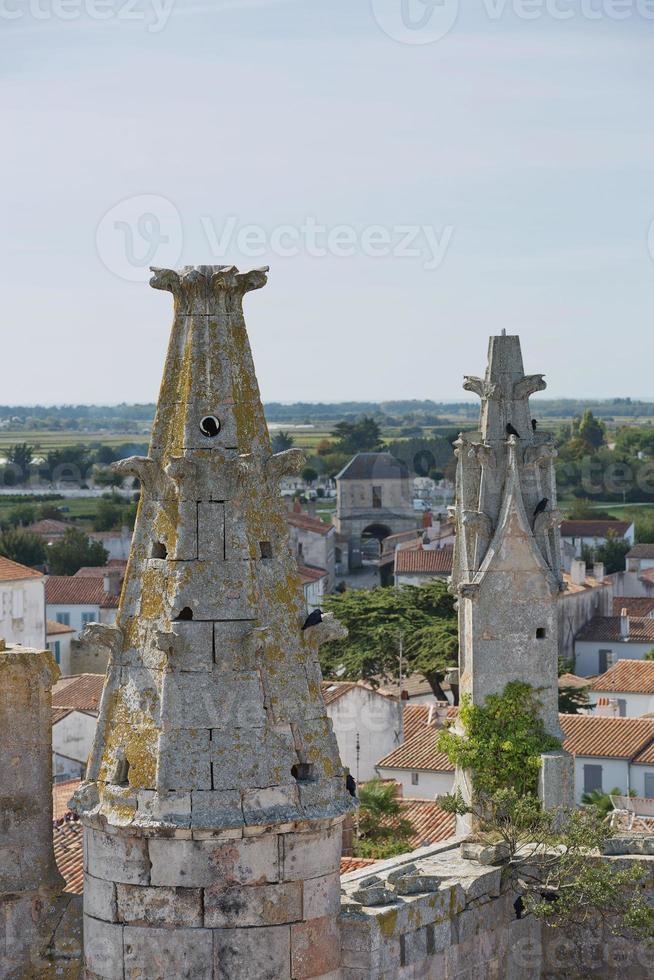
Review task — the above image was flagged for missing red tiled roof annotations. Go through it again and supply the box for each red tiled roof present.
[46,619,75,636]
[46,575,119,608]
[627,544,654,560]
[591,659,654,695]
[27,519,70,535]
[321,680,396,707]
[558,673,592,689]
[74,563,126,578]
[52,707,72,725]
[377,728,454,772]
[298,564,327,585]
[403,703,440,740]
[560,713,654,759]
[576,616,654,643]
[398,798,456,848]
[612,597,654,617]
[395,546,454,575]
[53,779,81,821]
[287,512,334,536]
[52,674,105,713]
[340,856,379,874]
[0,555,43,582]
[53,822,83,894]
[560,520,631,538]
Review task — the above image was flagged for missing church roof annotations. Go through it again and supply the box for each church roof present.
[335,452,410,481]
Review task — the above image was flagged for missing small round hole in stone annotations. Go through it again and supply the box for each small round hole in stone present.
[199,416,221,438]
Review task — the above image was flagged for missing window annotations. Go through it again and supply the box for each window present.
[617,699,627,717]
[372,486,382,509]
[536,628,546,640]
[297,543,303,558]
[644,774,654,799]
[598,649,613,674]
[411,772,419,786]
[56,612,70,626]
[52,641,61,665]
[81,612,95,626]
[12,590,24,619]
[583,764,603,795]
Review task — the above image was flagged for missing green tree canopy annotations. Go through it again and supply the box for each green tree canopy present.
[331,416,383,455]
[271,431,294,453]
[321,579,458,700]
[354,779,415,860]
[5,443,34,483]
[0,528,46,568]
[48,527,108,575]
[572,409,606,451]
[93,498,123,532]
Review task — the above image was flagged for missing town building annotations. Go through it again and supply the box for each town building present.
[561,713,654,802]
[287,509,335,591]
[26,517,70,545]
[588,659,654,718]
[559,518,634,563]
[46,618,75,668]
[626,543,654,573]
[335,451,419,567]
[393,544,454,586]
[45,574,119,644]
[376,727,455,798]
[51,673,104,781]
[557,558,613,663]
[88,525,132,560]
[612,596,654,617]
[0,555,46,648]
[574,612,654,676]
[298,563,327,611]
[321,680,404,782]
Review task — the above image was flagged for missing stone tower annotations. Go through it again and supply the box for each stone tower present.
[74,265,354,980]
[450,333,574,814]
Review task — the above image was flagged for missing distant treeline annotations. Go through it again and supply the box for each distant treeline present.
[1,398,654,424]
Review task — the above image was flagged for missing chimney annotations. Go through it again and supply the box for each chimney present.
[422,510,432,529]
[592,562,605,581]
[103,574,111,594]
[620,608,630,639]
[570,558,586,586]
[595,696,619,717]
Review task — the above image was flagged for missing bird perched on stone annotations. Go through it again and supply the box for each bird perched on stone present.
[531,419,538,432]
[506,423,520,438]
[346,773,357,798]
[301,608,323,630]
[533,498,548,517]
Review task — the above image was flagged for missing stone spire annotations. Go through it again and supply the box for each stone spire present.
[451,333,573,816]
[75,266,353,980]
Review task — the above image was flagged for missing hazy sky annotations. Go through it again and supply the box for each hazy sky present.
[2,1,653,405]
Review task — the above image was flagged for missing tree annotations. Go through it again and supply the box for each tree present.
[566,499,614,521]
[301,466,318,485]
[584,533,631,574]
[48,527,108,575]
[321,579,458,701]
[644,648,654,662]
[272,431,294,453]
[581,787,622,818]
[572,409,606,451]
[354,779,415,860]
[5,443,34,483]
[559,683,592,714]
[332,417,383,455]
[7,502,37,527]
[0,528,45,568]
[93,499,122,532]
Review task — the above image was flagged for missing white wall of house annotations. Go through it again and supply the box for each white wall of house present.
[375,765,454,799]
[573,756,629,804]
[46,603,116,639]
[46,631,74,673]
[558,581,613,664]
[302,576,326,612]
[609,571,654,599]
[325,686,404,783]
[588,690,654,718]
[628,557,654,572]
[288,524,335,592]
[563,525,634,559]
[575,640,654,677]
[52,709,97,780]
[0,577,45,648]
[394,571,449,587]
[629,764,654,798]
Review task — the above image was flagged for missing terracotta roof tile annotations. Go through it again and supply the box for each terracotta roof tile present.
[46,619,75,636]
[27,519,70,535]
[46,575,119,608]
[376,728,454,772]
[321,680,396,707]
[558,673,592,689]
[298,564,327,585]
[52,707,72,725]
[560,713,654,759]
[0,556,43,582]
[340,856,379,874]
[403,703,441,740]
[52,674,105,713]
[576,615,654,643]
[591,659,654,695]
[74,563,126,578]
[52,821,83,894]
[397,798,456,848]
[287,513,334,536]
[395,546,454,575]
[53,779,82,821]
[560,520,632,538]
[612,597,654,617]
[627,544,654,559]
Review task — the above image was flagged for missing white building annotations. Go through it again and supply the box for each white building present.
[298,564,327,612]
[393,545,454,587]
[574,612,654,676]
[45,574,119,639]
[375,727,455,799]
[321,681,404,783]
[46,619,75,671]
[558,560,613,664]
[0,556,46,648]
[560,519,634,561]
[287,510,335,592]
[51,673,103,782]
[588,660,654,718]
[561,713,654,803]
[627,544,654,574]
[88,526,132,561]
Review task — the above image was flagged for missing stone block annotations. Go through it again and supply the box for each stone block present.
[213,924,291,980]
[123,924,213,979]
[460,841,510,865]
[160,670,265,730]
[160,621,214,672]
[139,790,192,825]
[394,874,441,896]
[156,728,211,791]
[281,825,342,881]
[191,790,243,828]
[213,620,259,672]
[303,872,341,919]
[198,501,225,560]
[148,834,279,888]
[85,828,151,886]
[84,915,124,980]
[204,879,302,927]
[242,784,301,825]
[210,724,295,790]
[84,874,117,923]
[291,914,341,978]
[170,559,258,620]
[116,883,203,927]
